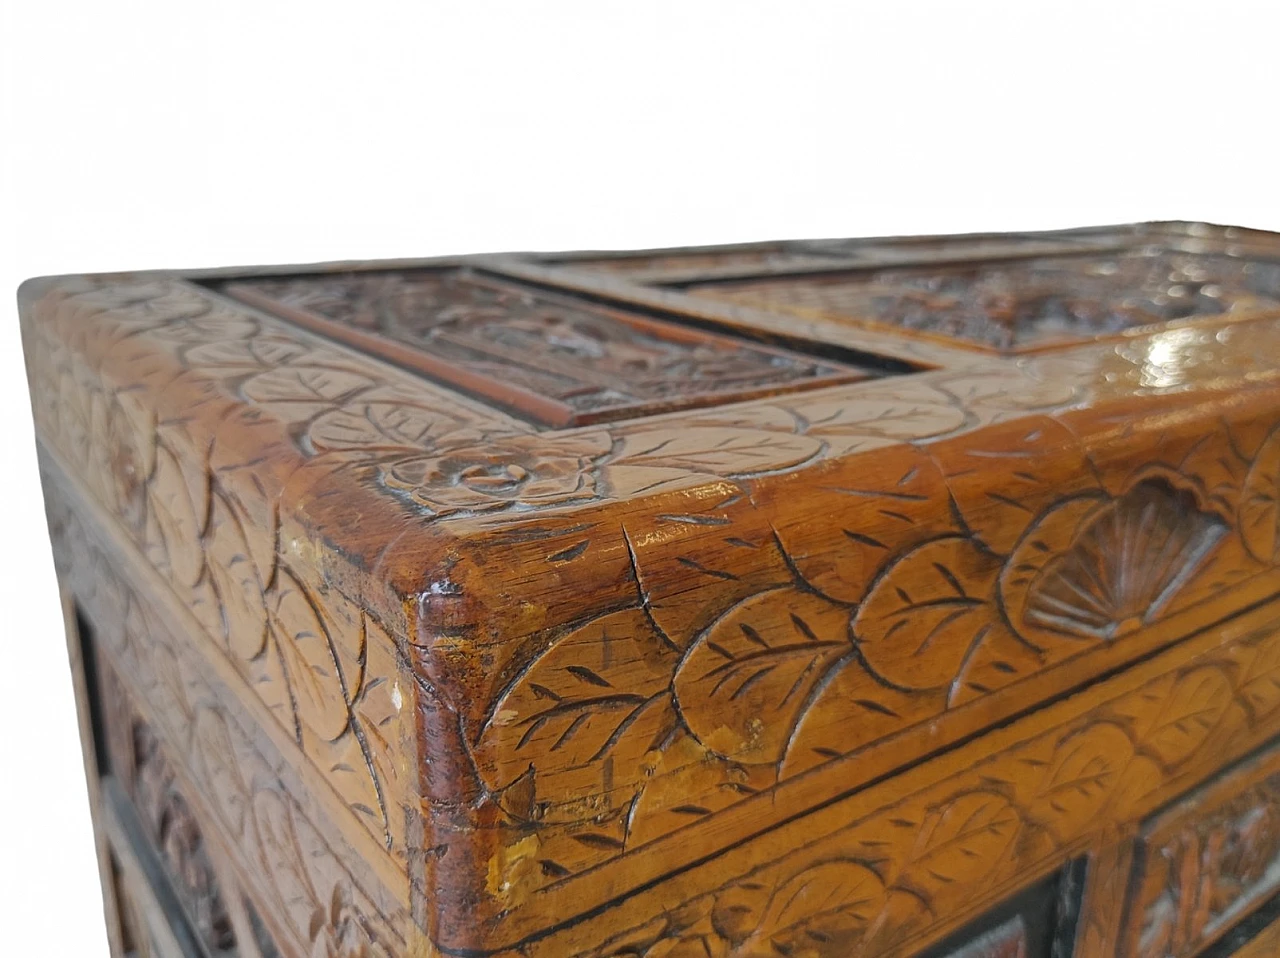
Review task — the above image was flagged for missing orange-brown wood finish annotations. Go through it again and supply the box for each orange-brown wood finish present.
[21,220,1280,957]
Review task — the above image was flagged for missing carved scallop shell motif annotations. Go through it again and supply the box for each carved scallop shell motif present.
[1002,478,1227,647]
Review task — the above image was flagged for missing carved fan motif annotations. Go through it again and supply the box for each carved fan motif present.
[1012,480,1226,643]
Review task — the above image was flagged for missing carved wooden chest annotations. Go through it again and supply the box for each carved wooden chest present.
[23,221,1280,957]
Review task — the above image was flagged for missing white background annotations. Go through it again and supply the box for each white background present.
[3,2,1280,953]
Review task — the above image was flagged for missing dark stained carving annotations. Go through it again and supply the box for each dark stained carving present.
[99,665,239,954]
[684,251,1280,352]
[131,720,239,953]
[223,269,867,426]
[1129,761,1280,957]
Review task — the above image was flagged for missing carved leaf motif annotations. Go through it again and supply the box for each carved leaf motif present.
[308,402,473,454]
[355,617,411,799]
[608,428,822,477]
[311,882,395,958]
[661,404,800,433]
[780,391,968,457]
[627,736,777,847]
[146,295,259,343]
[252,789,322,921]
[191,707,254,840]
[893,791,1022,901]
[1025,722,1134,842]
[765,445,956,604]
[854,536,1003,690]
[243,624,300,735]
[1241,429,1280,563]
[946,624,1043,708]
[476,608,678,820]
[938,416,1098,556]
[269,568,351,742]
[241,365,375,417]
[209,469,279,599]
[207,491,268,660]
[709,881,772,947]
[936,366,1081,414]
[674,589,851,763]
[144,621,196,729]
[625,508,795,652]
[183,335,311,372]
[309,729,388,845]
[252,787,394,958]
[148,444,207,588]
[1238,636,1280,724]
[1117,666,1235,768]
[777,657,925,778]
[740,861,883,956]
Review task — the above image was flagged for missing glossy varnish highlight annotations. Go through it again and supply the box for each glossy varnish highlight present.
[22,220,1280,956]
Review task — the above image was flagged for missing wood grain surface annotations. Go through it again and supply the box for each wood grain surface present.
[22,220,1280,956]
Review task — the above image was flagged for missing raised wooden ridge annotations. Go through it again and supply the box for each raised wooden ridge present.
[23,220,1280,956]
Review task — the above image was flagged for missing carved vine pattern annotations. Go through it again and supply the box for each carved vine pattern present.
[19,278,1080,859]
[46,485,406,958]
[576,612,1280,957]
[471,454,1267,887]
[24,281,426,862]
[25,276,1280,902]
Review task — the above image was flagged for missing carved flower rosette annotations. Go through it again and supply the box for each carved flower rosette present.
[382,431,612,515]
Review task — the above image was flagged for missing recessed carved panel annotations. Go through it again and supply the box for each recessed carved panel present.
[98,663,245,955]
[1125,746,1280,957]
[223,269,868,426]
[684,251,1280,352]
[28,223,1280,957]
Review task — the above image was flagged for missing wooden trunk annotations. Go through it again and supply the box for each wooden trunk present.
[22,220,1280,957]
